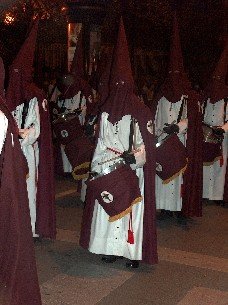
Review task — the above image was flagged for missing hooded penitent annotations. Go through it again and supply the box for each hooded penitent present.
[202,40,228,202]
[6,19,56,239]
[154,12,203,217]
[80,17,158,265]
[0,58,42,305]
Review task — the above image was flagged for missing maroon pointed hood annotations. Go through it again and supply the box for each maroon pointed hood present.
[97,46,114,104]
[156,13,191,103]
[204,40,228,103]
[6,19,39,111]
[70,30,84,78]
[101,17,136,123]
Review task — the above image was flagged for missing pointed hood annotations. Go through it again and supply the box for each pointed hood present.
[0,57,5,97]
[155,12,191,103]
[101,17,136,122]
[6,19,39,111]
[70,30,84,78]
[109,17,134,88]
[205,40,228,103]
[97,46,114,104]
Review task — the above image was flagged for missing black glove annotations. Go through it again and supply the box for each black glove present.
[163,123,179,135]
[74,108,82,115]
[84,124,95,137]
[89,171,98,179]
[212,127,225,136]
[120,151,136,164]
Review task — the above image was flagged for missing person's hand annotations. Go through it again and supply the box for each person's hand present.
[163,123,179,134]
[120,151,136,164]
[19,128,29,139]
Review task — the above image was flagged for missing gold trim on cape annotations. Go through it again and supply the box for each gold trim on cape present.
[72,161,90,180]
[108,196,143,222]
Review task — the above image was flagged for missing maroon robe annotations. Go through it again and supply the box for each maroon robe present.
[182,94,203,217]
[28,85,56,238]
[0,99,42,305]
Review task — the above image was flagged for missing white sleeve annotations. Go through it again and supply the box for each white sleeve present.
[20,98,40,146]
[0,110,8,154]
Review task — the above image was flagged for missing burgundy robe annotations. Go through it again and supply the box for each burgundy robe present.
[0,99,42,305]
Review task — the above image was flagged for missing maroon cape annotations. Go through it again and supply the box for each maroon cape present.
[182,93,203,217]
[0,99,42,305]
[36,88,56,238]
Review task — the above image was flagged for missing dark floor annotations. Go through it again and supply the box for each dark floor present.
[35,175,228,305]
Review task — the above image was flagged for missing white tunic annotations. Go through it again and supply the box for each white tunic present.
[58,91,87,173]
[203,99,228,200]
[88,113,145,260]
[12,98,40,236]
[0,110,8,154]
[154,96,188,211]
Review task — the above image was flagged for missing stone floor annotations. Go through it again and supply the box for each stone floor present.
[35,175,228,305]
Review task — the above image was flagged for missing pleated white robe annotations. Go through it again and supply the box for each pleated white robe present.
[154,96,188,211]
[203,99,228,200]
[88,113,145,260]
[12,97,40,236]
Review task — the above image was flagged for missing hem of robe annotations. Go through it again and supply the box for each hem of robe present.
[203,156,222,166]
[88,239,143,261]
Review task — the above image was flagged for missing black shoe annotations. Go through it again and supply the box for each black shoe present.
[101,255,118,263]
[175,212,187,226]
[157,209,173,221]
[126,260,139,269]
[33,236,42,243]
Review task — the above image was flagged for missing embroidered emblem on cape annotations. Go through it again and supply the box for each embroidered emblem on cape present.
[61,130,68,138]
[156,162,162,172]
[101,191,114,203]
[147,120,154,134]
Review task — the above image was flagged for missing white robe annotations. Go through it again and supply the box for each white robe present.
[88,113,145,260]
[12,98,40,236]
[0,110,8,154]
[203,99,228,200]
[58,91,87,173]
[154,96,188,211]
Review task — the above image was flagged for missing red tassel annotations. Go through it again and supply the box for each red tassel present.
[127,229,134,244]
[127,212,135,244]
